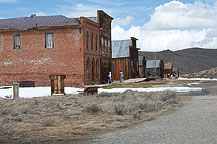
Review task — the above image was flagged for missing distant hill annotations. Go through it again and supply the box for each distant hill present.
[139,48,217,75]
[189,67,217,78]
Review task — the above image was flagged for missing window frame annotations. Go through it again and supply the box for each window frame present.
[95,34,98,51]
[45,33,54,48]
[14,34,21,50]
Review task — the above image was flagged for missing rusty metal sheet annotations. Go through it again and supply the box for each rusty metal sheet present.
[112,39,131,58]
[0,15,79,30]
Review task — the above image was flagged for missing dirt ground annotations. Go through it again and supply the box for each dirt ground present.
[0,84,183,144]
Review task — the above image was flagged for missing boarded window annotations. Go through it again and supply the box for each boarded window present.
[14,35,20,49]
[45,33,54,48]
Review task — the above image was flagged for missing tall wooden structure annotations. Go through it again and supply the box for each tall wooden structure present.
[97,10,114,83]
[112,37,139,81]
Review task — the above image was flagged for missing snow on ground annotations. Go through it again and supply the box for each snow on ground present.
[187,83,200,86]
[178,78,217,81]
[98,87,202,93]
[0,87,84,99]
[0,86,202,99]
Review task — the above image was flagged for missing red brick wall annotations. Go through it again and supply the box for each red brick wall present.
[0,27,85,86]
[80,18,101,85]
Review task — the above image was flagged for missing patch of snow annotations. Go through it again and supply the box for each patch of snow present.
[98,87,202,93]
[0,87,84,99]
[187,82,200,86]
[0,86,202,99]
[178,78,217,81]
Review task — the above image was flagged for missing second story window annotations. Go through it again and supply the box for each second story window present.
[108,40,110,52]
[91,33,93,50]
[14,34,20,49]
[101,38,104,50]
[95,35,98,51]
[105,39,107,52]
[45,33,54,48]
[86,31,89,50]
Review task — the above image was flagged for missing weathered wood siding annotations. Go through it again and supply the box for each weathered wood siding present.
[112,57,130,81]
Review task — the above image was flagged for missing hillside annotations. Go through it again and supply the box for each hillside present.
[139,48,217,75]
[189,67,217,78]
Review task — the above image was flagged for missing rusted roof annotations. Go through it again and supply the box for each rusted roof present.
[0,15,79,30]
[164,63,173,70]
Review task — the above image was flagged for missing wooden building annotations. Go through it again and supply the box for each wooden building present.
[164,63,173,78]
[98,11,113,83]
[112,37,139,81]
[138,56,146,78]
[146,60,164,78]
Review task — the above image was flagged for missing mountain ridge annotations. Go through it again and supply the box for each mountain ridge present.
[139,48,217,75]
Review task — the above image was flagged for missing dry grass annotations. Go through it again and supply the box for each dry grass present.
[103,80,168,89]
[0,90,180,143]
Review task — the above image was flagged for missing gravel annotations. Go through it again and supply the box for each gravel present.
[88,82,217,144]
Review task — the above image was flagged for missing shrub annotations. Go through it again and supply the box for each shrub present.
[83,104,101,113]
[114,104,126,115]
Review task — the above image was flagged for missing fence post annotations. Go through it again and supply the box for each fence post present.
[13,83,19,99]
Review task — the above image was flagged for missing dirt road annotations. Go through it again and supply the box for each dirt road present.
[89,81,217,144]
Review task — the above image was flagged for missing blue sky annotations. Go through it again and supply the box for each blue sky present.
[0,0,196,26]
[1,0,217,51]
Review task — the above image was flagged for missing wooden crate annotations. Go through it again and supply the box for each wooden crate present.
[50,75,66,95]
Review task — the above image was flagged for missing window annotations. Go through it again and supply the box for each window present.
[95,35,98,51]
[14,35,20,49]
[0,35,2,43]
[108,40,110,52]
[96,59,98,80]
[91,33,93,50]
[105,39,107,52]
[45,33,53,48]
[86,31,89,50]
[87,57,90,79]
[101,38,104,50]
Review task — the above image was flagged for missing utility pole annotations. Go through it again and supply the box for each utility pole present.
[154,52,156,79]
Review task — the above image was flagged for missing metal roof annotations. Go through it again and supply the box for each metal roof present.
[146,60,161,68]
[0,15,79,30]
[112,39,132,58]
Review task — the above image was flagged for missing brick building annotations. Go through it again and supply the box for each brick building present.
[74,10,113,83]
[0,15,101,86]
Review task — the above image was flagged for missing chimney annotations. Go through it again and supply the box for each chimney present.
[31,14,36,18]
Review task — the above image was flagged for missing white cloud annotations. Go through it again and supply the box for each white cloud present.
[112,16,134,27]
[112,1,217,51]
[36,11,46,16]
[0,0,16,3]
[58,3,106,18]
